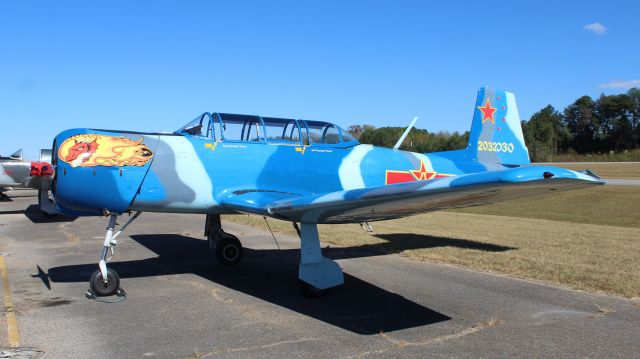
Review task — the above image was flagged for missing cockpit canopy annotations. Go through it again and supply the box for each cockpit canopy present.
[176,113,358,147]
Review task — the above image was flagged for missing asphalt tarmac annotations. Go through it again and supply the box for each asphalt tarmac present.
[0,190,639,358]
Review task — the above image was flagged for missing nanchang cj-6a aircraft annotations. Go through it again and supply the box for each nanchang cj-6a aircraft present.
[49,88,602,297]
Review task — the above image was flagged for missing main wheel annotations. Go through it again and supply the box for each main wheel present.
[215,235,243,266]
[298,280,328,298]
[89,268,120,297]
[42,211,58,218]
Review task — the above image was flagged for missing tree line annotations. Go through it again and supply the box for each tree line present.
[348,88,640,161]
[346,124,468,153]
[522,88,640,161]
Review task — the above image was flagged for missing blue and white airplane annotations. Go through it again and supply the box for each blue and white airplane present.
[49,88,602,297]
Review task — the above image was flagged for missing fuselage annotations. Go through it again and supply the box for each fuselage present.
[0,159,36,188]
[50,128,491,217]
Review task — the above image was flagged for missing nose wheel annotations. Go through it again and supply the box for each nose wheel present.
[90,268,120,297]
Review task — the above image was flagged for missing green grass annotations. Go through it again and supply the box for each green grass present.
[541,149,640,162]
[451,185,640,228]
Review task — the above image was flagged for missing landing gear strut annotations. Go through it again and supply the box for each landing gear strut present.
[204,215,343,297]
[294,222,344,297]
[89,212,141,297]
[205,214,243,265]
[37,185,58,218]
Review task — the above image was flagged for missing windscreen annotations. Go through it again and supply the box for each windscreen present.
[176,113,213,139]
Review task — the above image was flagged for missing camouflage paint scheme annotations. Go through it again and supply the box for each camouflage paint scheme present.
[49,88,603,291]
[50,88,601,221]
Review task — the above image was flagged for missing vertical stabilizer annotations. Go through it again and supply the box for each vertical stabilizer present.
[466,88,530,165]
[10,149,23,160]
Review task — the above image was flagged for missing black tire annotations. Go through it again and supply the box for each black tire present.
[215,235,243,266]
[298,280,328,298]
[89,268,120,297]
[42,211,57,218]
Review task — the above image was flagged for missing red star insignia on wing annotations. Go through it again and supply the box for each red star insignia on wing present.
[410,161,437,181]
[477,99,497,124]
[385,161,455,185]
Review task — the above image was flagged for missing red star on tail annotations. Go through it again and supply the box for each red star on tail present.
[477,99,497,124]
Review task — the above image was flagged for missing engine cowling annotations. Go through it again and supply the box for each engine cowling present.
[51,129,158,216]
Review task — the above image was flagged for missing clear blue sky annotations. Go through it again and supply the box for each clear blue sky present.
[1,1,638,159]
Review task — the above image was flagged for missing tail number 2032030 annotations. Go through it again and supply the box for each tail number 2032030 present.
[477,141,515,153]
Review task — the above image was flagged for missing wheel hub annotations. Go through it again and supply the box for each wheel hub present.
[223,245,238,260]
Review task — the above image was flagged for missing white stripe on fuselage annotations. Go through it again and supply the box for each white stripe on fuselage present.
[162,136,215,208]
[414,152,434,172]
[338,145,374,190]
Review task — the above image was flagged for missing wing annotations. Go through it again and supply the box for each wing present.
[219,166,603,224]
[218,189,302,216]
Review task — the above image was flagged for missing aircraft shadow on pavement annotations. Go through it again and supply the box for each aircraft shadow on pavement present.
[47,233,453,334]
[0,209,24,215]
[22,205,77,223]
[372,233,516,252]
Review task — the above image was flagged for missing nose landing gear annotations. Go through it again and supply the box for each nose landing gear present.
[88,212,141,297]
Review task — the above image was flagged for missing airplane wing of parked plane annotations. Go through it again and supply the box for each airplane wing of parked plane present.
[219,165,596,223]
